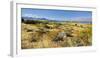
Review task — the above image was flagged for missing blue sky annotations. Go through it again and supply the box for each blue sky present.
[21,8,92,21]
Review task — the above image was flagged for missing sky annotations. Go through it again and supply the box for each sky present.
[21,8,92,21]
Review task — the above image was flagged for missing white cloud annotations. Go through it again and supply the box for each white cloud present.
[23,14,44,18]
[23,14,33,17]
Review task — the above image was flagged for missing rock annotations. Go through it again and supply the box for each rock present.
[53,32,66,42]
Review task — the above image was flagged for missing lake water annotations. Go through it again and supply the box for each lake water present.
[79,21,92,24]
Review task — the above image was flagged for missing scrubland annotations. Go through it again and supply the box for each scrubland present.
[21,20,92,49]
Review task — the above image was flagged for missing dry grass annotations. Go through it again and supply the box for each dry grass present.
[21,22,92,49]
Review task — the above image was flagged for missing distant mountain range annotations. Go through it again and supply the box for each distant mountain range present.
[22,17,60,22]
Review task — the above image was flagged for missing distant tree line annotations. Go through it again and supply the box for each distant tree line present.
[21,18,65,25]
[21,18,49,24]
